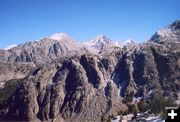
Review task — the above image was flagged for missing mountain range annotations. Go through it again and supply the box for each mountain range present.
[0,20,179,122]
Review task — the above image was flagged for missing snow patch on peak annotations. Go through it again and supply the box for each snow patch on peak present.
[123,39,134,45]
[83,35,113,53]
[49,33,73,40]
[82,35,121,54]
[113,41,121,47]
[90,35,112,45]
[157,28,174,38]
[121,39,135,48]
[149,21,179,43]
[5,44,17,50]
[122,39,136,54]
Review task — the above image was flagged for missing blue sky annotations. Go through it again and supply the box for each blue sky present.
[0,0,180,49]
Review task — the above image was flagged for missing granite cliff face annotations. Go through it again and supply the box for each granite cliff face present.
[0,21,179,122]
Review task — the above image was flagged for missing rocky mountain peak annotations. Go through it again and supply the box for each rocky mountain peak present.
[82,35,116,54]
[149,20,180,43]
[169,20,180,29]
[49,33,74,41]
[4,44,18,50]
[90,34,112,46]
[123,39,135,46]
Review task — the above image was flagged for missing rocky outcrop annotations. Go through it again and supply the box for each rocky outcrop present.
[0,57,127,122]
[0,21,179,122]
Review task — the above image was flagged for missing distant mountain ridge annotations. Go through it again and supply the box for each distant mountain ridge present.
[0,33,131,64]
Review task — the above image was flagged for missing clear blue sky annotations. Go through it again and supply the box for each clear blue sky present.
[0,0,180,49]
